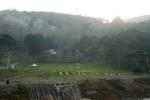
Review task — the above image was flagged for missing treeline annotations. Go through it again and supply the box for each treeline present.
[1,28,150,72]
[0,33,99,63]
[100,29,150,72]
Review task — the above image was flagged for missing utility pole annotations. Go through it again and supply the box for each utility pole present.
[135,58,139,69]
[75,8,78,15]
[146,56,150,69]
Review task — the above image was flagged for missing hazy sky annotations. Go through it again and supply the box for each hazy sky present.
[0,0,150,20]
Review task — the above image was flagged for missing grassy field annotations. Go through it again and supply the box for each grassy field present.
[0,62,148,81]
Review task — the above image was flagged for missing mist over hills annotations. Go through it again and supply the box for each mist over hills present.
[0,10,127,39]
[0,10,150,40]
[0,10,150,41]
[0,10,105,40]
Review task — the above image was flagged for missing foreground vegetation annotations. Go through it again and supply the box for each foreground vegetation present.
[0,84,28,100]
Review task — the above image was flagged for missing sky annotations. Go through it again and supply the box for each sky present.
[0,0,150,20]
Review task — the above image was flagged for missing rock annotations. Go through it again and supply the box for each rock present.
[43,95,54,100]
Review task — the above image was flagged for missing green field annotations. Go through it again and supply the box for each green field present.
[0,62,148,81]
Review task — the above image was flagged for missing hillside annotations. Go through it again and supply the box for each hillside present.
[1,10,150,70]
[0,10,137,40]
[0,10,108,40]
[1,10,150,40]
[126,15,150,23]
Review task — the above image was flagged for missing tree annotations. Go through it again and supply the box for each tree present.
[99,28,150,70]
[0,34,17,51]
[24,34,46,55]
[0,34,17,65]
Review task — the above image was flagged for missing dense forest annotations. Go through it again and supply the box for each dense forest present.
[1,10,150,72]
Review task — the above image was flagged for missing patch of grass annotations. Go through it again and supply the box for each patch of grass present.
[0,70,17,78]
[0,62,149,80]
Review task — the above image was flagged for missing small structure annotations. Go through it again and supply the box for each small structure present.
[47,49,57,55]
[9,64,16,70]
[32,64,38,67]
[6,63,17,70]
[31,63,38,70]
